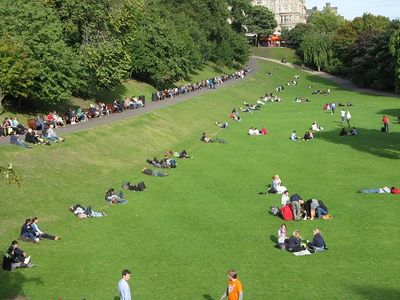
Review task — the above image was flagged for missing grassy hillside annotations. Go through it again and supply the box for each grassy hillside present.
[252,47,301,64]
[1,59,399,299]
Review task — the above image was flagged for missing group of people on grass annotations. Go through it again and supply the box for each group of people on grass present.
[277,225,327,254]
[3,217,60,271]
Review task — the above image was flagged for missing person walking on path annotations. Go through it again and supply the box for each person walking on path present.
[382,115,390,133]
[118,269,132,300]
[340,109,346,124]
[346,111,352,128]
[220,269,243,300]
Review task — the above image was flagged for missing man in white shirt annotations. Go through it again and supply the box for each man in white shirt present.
[118,269,132,300]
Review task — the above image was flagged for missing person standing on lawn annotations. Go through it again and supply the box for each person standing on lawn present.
[220,269,243,300]
[118,269,132,300]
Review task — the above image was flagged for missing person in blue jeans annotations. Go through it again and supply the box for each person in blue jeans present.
[20,219,39,243]
[105,188,128,204]
[307,229,327,252]
[10,131,31,148]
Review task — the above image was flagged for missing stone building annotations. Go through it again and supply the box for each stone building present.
[251,0,307,33]
[306,2,338,18]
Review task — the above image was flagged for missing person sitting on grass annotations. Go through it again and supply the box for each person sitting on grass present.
[286,230,305,253]
[142,167,168,177]
[304,199,329,220]
[311,121,323,131]
[105,188,128,204]
[307,229,327,253]
[290,130,299,141]
[10,131,31,148]
[277,224,288,250]
[20,219,39,243]
[215,121,228,128]
[42,125,65,142]
[122,181,146,191]
[25,129,50,145]
[270,175,287,194]
[350,127,357,135]
[229,110,241,121]
[70,204,106,218]
[303,131,313,141]
[30,217,60,241]
[2,240,34,271]
[339,127,348,136]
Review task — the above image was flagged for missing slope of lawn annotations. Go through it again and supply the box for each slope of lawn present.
[1,58,400,300]
[252,46,301,64]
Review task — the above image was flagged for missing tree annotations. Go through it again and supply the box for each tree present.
[390,26,400,92]
[227,0,252,33]
[307,7,344,34]
[301,31,333,71]
[246,5,277,36]
[0,0,84,106]
[352,13,390,34]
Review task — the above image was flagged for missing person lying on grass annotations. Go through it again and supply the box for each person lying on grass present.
[167,149,192,159]
[229,110,241,121]
[122,181,146,191]
[142,167,168,177]
[200,132,226,144]
[2,240,34,271]
[244,101,262,110]
[31,217,60,241]
[359,186,400,194]
[303,199,329,220]
[70,204,106,218]
[215,121,228,128]
[105,188,128,204]
[10,131,31,148]
[294,97,310,103]
[340,127,357,136]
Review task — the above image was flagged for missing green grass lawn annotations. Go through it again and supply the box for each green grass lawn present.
[252,47,301,64]
[1,58,400,299]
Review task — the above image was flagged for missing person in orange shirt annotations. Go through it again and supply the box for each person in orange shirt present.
[220,269,243,300]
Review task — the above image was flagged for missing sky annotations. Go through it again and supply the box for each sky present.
[306,0,400,20]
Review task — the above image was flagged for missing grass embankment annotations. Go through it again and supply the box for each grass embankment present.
[1,58,400,299]
[0,62,237,126]
[252,47,301,64]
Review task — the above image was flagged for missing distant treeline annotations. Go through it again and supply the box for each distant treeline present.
[0,0,275,107]
[283,9,400,92]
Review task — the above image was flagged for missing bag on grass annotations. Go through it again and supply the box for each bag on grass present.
[270,206,279,216]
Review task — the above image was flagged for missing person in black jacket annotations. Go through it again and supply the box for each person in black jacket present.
[2,240,34,271]
[307,229,327,252]
[286,230,305,252]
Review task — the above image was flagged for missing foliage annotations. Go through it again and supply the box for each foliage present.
[0,0,84,106]
[307,7,345,34]
[227,0,252,33]
[301,31,333,71]
[246,5,277,36]
[0,163,20,187]
[390,28,400,92]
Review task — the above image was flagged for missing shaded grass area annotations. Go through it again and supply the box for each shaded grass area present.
[252,47,301,64]
[1,59,400,299]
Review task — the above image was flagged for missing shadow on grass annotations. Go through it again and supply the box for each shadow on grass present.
[270,234,278,243]
[203,294,215,300]
[377,108,400,119]
[350,285,400,300]
[316,128,400,159]
[95,83,129,103]
[0,270,43,299]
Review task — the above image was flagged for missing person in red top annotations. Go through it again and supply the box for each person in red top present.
[382,116,390,133]
[220,269,243,300]
[391,187,400,194]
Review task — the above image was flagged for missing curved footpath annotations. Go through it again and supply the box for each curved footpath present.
[1,56,398,146]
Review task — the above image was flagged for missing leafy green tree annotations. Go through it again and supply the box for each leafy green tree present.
[247,5,277,36]
[301,31,333,71]
[0,0,84,106]
[390,25,400,92]
[352,13,390,34]
[307,7,344,34]
[226,0,252,33]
